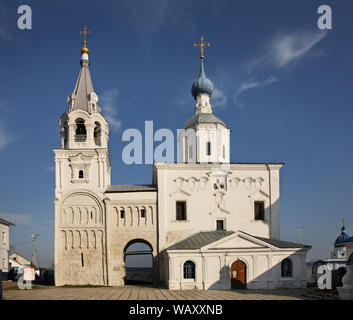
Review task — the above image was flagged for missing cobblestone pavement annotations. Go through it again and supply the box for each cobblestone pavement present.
[3,284,312,300]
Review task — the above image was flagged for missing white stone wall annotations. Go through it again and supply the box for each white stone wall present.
[54,190,107,286]
[180,124,230,163]
[104,191,158,286]
[54,148,111,194]
[154,162,282,252]
[166,249,307,290]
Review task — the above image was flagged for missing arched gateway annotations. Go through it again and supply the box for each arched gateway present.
[124,239,153,285]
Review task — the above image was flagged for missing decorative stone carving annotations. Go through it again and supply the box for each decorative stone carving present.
[243,177,256,189]
[172,176,209,195]
[229,177,241,189]
[67,93,76,112]
[87,92,99,114]
[68,153,93,184]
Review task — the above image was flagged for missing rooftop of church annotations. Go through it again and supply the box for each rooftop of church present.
[166,230,311,251]
[0,218,15,226]
[334,224,353,245]
[106,185,157,193]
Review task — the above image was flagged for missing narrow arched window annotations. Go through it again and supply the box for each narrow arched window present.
[281,258,293,277]
[94,121,101,146]
[206,142,211,156]
[223,145,226,159]
[79,170,84,179]
[75,118,87,142]
[183,260,195,279]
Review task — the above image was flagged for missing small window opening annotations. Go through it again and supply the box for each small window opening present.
[254,201,265,220]
[141,208,146,218]
[183,261,195,279]
[216,220,224,230]
[176,201,187,220]
[206,141,211,156]
[79,170,84,179]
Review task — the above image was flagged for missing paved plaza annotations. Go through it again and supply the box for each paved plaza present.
[2,283,313,300]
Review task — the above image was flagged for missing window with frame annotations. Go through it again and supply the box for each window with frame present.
[176,201,187,221]
[78,170,84,179]
[2,231,6,245]
[120,209,125,219]
[281,258,293,277]
[206,142,211,156]
[254,201,265,220]
[141,208,146,218]
[216,220,224,230]
[183,260,195,279]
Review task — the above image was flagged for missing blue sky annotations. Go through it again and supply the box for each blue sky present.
[0,0,352,267]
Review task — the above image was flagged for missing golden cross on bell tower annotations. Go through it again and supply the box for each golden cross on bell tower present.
[342,219,345,226]
[194,35,210,60]
[80,25,91,55]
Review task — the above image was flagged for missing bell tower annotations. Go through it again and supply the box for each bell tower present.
[54,26,111,195]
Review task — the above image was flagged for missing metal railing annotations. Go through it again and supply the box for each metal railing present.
[75,134,87,142]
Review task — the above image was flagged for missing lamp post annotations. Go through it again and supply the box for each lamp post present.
[31,234,39,267]
[298,226,304,242]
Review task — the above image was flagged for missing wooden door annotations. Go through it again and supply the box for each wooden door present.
[231,260,246,289]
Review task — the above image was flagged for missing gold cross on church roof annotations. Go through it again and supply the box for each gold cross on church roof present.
[80,25,91,43]
[80,26,91,55]
[194,35,210,60]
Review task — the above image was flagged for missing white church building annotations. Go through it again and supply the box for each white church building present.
[53,33,311,290]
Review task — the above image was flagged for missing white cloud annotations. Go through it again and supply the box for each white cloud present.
[234,76,278,107]
[100,89,122,131]
[0,121,16,151]
[0,129,9,151]
[212,88,228,109]
[249,30,327,70]
[0,213,33,226]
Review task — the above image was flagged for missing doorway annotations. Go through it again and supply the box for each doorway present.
[124,240,153,285]
[230,260,246,289]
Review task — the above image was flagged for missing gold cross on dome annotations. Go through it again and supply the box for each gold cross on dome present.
[80,25,91,45]
[342,219,345,226]
[194,35,210,60]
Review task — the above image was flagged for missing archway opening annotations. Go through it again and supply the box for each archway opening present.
[94,121,101,146]
[124,240,153,285]
[231,259,247,289]
[75,118,87,142]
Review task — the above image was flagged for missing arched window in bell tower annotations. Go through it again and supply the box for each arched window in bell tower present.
[75,118,87,142]
[63,127,68,148]
[94,121,101,146]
